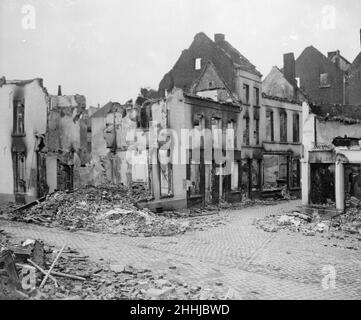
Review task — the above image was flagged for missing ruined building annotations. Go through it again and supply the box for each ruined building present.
[0,78,48,203]
[261,53,307,196]
[158,32,264,199]
[347,31,361,105]
[0,78,88,203]
[295,46,350,105]
[301,102,361,213]
[294,30,361,105]
[89,87,242,210]
[46,91,89,193]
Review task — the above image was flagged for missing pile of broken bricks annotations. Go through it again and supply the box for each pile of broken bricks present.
[5,185,233,237]
[0,233,230,300]
[254,207,361,238]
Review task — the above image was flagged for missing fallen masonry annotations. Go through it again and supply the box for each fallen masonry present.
[0,232,230,300]
[254,206,361,239]
[0,185,283,237]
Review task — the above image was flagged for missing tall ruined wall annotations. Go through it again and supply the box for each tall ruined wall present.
[0,80,48,202]
[46,95,89,192]
[87,104,138,187]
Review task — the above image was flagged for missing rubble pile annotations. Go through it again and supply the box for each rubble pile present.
[254,206,361,237]
[10,185,191,237]
[1,235,226,300]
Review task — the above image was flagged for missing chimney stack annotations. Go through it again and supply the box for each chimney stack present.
[57,85,62,96]
[214,33,225,43]
[283,53,296,86]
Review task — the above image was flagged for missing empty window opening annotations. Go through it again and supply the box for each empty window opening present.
[280,111,287,142]
[243,116,250,145]
[310,164,335,206]
[291,159,301,188]
[159,148,173,197]
[266,110,274,142]
[320,73,330,87]
[254,87,260,106]
[293,113,300,143]
[13,152,26,193]
[195,58,202,70]
[231,161,239,191]
[13,100,25,136]
[243,84,250,104]
[345,164,361,201]
[57,160,74,191]
[254,110,260,145]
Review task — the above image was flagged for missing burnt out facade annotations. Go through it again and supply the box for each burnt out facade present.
[261,54,307,198]
[0,77,89,204]
[301,102,361,212]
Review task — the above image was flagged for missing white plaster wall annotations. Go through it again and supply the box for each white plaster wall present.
[0,85,15,198]
[0,80,48,201]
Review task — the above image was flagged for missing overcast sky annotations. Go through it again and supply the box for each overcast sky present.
[0,0,360,107]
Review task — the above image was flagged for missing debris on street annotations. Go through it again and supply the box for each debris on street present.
[7,185,191,237]
[2,185,282,237]
[0,230,229,300]
[254,206,361,238]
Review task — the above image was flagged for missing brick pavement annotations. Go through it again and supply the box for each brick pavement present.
[1,200,361,299]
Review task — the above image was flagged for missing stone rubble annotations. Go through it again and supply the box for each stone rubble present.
[254,206,361,238]
[5,185,211,237]
[0,232,229,300]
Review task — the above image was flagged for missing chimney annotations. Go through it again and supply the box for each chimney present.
[327,51,336,59]
[57,85,62,96]
[283,53,296,86]
[283,53,297,97]
[214,33,225,43]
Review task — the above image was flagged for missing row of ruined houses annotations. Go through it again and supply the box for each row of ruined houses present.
[1,31,361,213]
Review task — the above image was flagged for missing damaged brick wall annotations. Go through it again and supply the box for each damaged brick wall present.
[46,95,89,192]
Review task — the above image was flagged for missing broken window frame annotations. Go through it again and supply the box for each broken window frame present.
[231,161,240,191]
[189,148,202,197]
[320,72,330,87]
[243,115,250,146]
[140,104,152,129]
[243,84,250,104]
[13,99,25,136]
[57,160,74,191]
[253,109,260,145]
[227,119,236,149]
[266,110,274,142]
[158,148,173,198]
[195,58,202,70]
[13,152,26,194]
[291,158,301,188]
[279,111,287,143]
[251,159,262,191]
[310,163,335,206]
[254,87,260,106]
[293,113,300,143]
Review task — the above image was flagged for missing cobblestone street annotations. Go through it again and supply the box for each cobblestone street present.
[2,200,361,300]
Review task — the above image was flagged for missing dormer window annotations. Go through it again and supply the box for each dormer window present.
[195,58,201,70]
